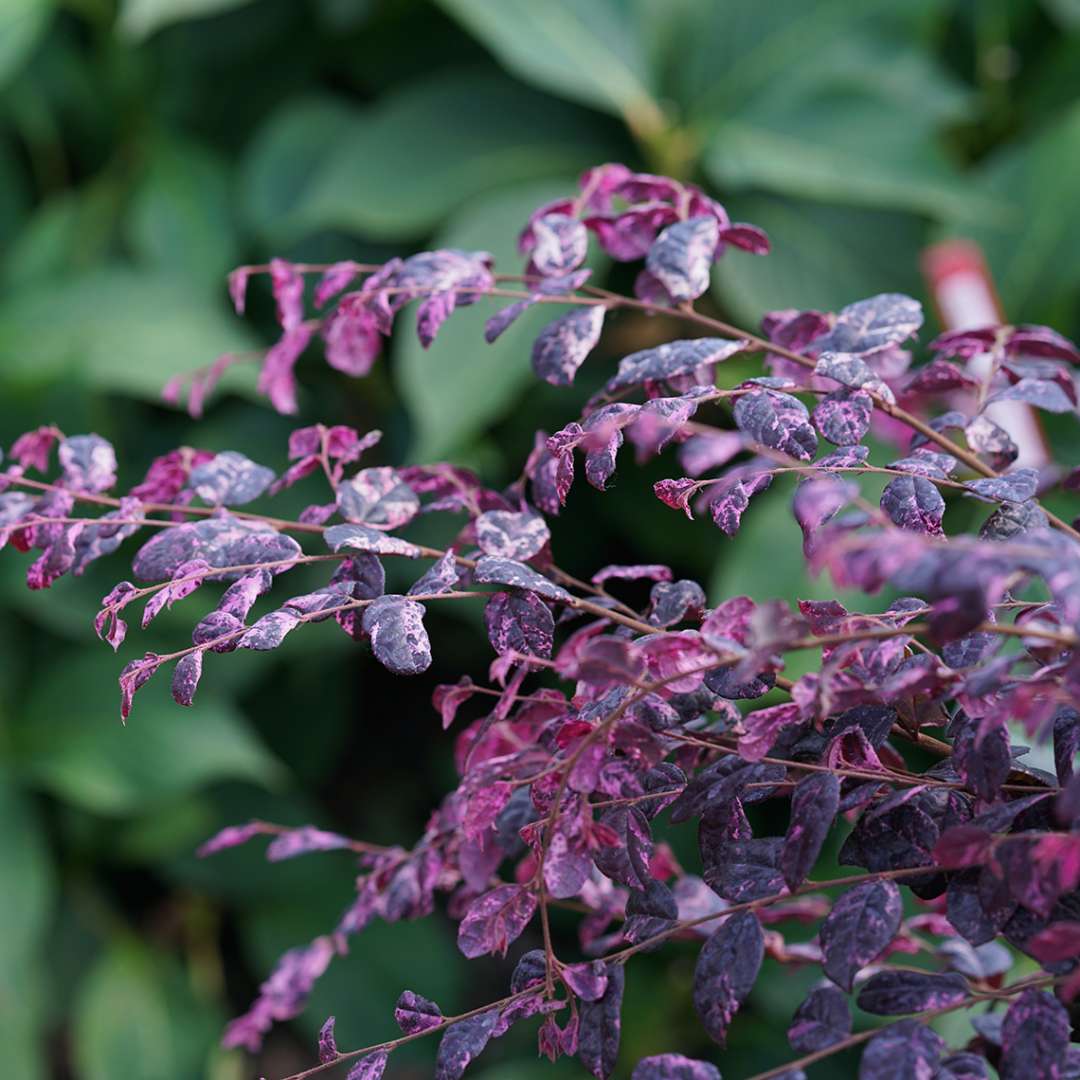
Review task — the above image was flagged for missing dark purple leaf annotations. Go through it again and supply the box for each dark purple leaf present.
[814,293,923,355]
[408,551,459,596]
[856,970,968,1015]
[361,595,431,675]
[859,1020,944,1079]
[475,509,550,561]
[733,390,818,461]
[649,579,706,627]
[605,338,746,394]
[703,837,785,902]
[531,305,606,386]
[812,388,873,445]
[692,911,764,1045]
[965,415,1019,470]
[336,467,419,530]
[189,451,275,506]
[171,651,203,706]
[631,1053,721,1080]
[484,591,554,659]
[814,351,896,403]
[563,961,609,1002]
[435,1010,497,1080]
[395,990,443,1034]
[989,378,1075,413]
[1000,989,1069,1080]
[935,1052,989,1080]
[578,963,624,1079]
[457,884,537,958]
[781,772,840,890]
[472,556,572,602]
[880,474,945,535]
[709,468,773,537]
[787,985,851,1054]
[819,879,902,991]
[645,216,719,302]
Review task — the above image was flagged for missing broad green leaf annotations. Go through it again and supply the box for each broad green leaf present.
[0,963,45,1080]
[437,0,666,138]
[15,653,283,814]
[0,267,257,400]
[126,135,238,281]
[396,179,598,460]
[244,71,617,244]
[73,940,220,1080]
[938,102,1080,326]
[117,0,259,39]
[0,0,52,88]
[711,194,927,326]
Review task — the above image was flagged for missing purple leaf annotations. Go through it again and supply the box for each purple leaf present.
[812,388,873,445]
[258,323,314,414]
[733,390,818,461]
[528,212,588,276]
[1000,989,1069,1079]
[965,415,1018,470]
[880,474,945,535]
[814,351,896,403]
[935,1052,989,1080]
[457,884,537,958]
[435,1010,498,1080]
[859,1020,944,1079]
[189,451,275,506]
[475,509,550,561]
[988,378,1075,413]
[531,305,606,386]
[197,821,266,857]
[964,468,1039,505]
[819,879,902,991]
[631,1053,721,1080]
[395,990,443,1034]
[472,556,572,602]
[171,651,203,706]
[324,524,421,558]
[408,551,460,596]
[132,516,301,581]
[709,468,773,536]
[336,468,419,530]
[59,434,117,493]
[605,338,746,394]
[484,591,554,659]
[346,1051,389,1080]
[266,826,352,861]
[649,579,706,627]
[361,595,431,675]
[323,304,382,377]
[563,961,609,1002]
[318,1016,338,1063]
[814,293,923,355]
[578,962,624,1079]
[781,772,840,890]
[645,216,719,302]
[787,985,851,1054]
[702,837,785,902]
[692,911,764,1045]
[592,563,672,586]
[856,970,968,1015]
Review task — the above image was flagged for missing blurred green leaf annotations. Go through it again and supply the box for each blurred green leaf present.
[0,267,257,400]
[0,0,52,88]
[711,195,926,325]
[243,71,616,244]
[939,102,1080,325]
[437,0,665,136]
[73,939,221,1080]
[0,771,53,1080]
[395,179,585,460]
[15,653,284,814]
[126,135,238,281]
[117,0,259,39]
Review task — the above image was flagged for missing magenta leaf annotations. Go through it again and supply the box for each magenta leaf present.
[812,388,872,446]
[457,884,537,958]
[1000,989,1069,1079]
[692,911,763,1045]
[266,826,352,861]
[318,1016,338,1063]
[819,879,902,991]
[346,1051,389,1080]
[361,595,431,675]
[859,1020,944,1079]
[395,990,443,1034]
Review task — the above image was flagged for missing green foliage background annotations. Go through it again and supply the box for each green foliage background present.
[1,1,1079,1077]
